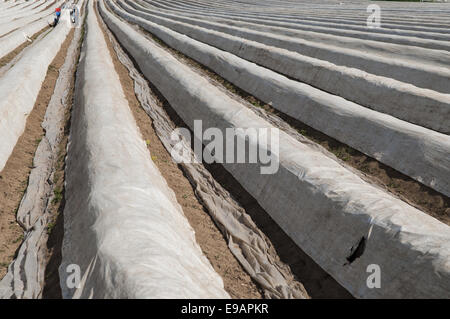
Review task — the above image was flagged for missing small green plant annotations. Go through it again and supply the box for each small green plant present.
[47,221,56,235]
[332,147,350,161]
[52,188,63,204]
[388,182,399,189]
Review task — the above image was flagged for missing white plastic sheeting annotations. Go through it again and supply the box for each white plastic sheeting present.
[0,0,40,17]
[149,1,450,37]
[0,0,50,23]
[100,0,450,298]
[101,16,308,299]
[0,16,49,60]
[0,0,23,11]
[108,0,450,198]
[58,0,229,299]
[0,0,61,37]
[115,0,450,134]
[0,0,85,299]
[145,0,450,44]
[127,0,450,94]
[0,10,71,173]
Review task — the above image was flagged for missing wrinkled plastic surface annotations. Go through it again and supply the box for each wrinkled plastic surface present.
[116,0,450,133]
[102,17,308,299]
[110,0,450,198]
[0,10,71,173]
[100,1,450,298]
[59,0,229,299]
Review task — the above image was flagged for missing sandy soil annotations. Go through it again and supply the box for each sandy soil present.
[0,28,75,280]
[96,7,263,299]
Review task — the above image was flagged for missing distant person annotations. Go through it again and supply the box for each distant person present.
[70,7,76,23]
[51,7,61,27]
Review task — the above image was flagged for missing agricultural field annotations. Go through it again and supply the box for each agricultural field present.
[0,0,449,300]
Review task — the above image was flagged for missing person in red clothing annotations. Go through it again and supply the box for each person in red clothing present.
[51,7,61,27]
